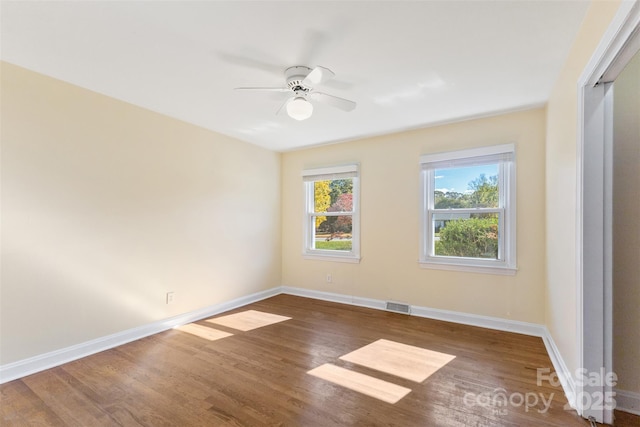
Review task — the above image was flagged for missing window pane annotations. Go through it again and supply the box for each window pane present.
[314,179,353,213]
[313,215,353,251]
[433,212,499,259]
[434,164,499,208]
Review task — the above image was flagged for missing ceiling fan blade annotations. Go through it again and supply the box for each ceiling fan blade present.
[302,66,335,87]
[309,92,356,112]
[234,87,289,92]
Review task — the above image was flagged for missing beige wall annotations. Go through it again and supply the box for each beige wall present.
[613,51,640,395]
[545,0,622,378]
[282,109,547,323]
[0,62,282,364]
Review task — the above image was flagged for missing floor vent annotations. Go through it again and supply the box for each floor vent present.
[385,301,411,314]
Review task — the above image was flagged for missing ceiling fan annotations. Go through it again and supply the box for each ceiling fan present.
[234,66,356,121]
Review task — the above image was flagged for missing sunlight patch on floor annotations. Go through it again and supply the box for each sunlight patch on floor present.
[307,363,411,404]
[340,339,456,382]
[307,339,456,404]
[206,309,291,331]
[175,323,233,341]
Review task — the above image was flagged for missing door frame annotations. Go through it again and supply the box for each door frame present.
[576,1,640,423]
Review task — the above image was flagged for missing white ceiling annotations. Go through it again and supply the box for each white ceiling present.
[1,1,590,152]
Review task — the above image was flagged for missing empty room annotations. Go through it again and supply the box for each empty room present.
[1,1,638,426]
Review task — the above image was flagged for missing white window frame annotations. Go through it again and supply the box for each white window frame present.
[419,144,516,275]
[302,164,360,263]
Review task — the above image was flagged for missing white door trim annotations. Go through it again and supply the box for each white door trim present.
[576,1,640,423]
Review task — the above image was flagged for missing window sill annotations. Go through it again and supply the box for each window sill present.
[419,260,517,275]
[303,253,361,263]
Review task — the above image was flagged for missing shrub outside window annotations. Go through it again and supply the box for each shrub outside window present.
[419,144,516,274]
[303,165,360,262]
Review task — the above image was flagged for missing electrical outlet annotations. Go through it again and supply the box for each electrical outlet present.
[326,273,332,283]
[166,292,175,304]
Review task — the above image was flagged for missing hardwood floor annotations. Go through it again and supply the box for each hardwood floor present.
[0,294,635,426]
[613,410,640,427]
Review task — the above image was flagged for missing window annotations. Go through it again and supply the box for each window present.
[419,144,516,274]
[302,164,360,262]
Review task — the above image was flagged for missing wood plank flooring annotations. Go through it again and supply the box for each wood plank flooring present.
[1,294,637,426]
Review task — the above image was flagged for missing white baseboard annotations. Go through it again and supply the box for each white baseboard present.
[540,328,577,410]
[283,286,546,336]
[281,286,386,310]
[409,305,547,337]
[615,389,640,416]
[0,287,281,384]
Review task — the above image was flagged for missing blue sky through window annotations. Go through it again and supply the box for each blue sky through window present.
[435,164,498,194]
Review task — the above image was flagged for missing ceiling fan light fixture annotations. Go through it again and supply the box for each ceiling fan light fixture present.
[286,97,313,120]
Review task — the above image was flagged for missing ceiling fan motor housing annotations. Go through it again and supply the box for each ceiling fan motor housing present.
[285,66,312,93]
